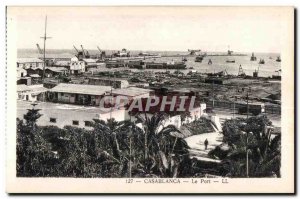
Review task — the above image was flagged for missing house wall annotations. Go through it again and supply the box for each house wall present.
[17,68,27,78]
[52,92,102,106]
[17,103,128,129]
[70,61,86,74]
[17,91,38,102]
[17,62,44,69]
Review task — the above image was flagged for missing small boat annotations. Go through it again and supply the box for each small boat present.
[269,57,272,59]
[276,56,281,62]
[182,57,187,62]
[208,59,212,65]
[226,59,235,63]
[250,52,257,61]
[259,59,265,64]
[188,67,194,69]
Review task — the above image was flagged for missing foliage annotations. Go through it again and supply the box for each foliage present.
[17,108,58,177]
[183,117,215,135]
[219,115,280,177]
[17,110,192,178]
[16,107,280,178]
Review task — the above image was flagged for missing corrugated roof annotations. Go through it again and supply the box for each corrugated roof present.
[17,84,30,92]
[35,66,68,72]
[30,74,41,78]
[111,87,152,97]
[83,59,97,63]
[17,58,44,63]
[51,83,111,96]
[89,77,129,84]
[17,84,48,93]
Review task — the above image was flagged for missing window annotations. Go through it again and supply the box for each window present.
[61,93,64,96]
[84,121,93,127]
[50,118,57,123]
[72,120,79,125]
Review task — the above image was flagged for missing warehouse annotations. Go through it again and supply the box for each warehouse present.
[48,83,112,106]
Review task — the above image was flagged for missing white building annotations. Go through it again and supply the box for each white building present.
[17,58,44,78]
[17,84,48,102]
[48,83,112,106]
[17,58,44,70]
[17,68,27,78]
[69,57,86,74]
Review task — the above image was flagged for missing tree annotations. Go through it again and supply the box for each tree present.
[220,115,281,177]
[180,111,192,125]
[17,106,57,177]
[136,113,190,177]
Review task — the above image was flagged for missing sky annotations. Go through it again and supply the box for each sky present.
[8,6,289,53]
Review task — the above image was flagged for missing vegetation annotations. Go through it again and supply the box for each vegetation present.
[209,115,281,177]
[17,106,280,178]
[183,117,215,135]
[17,108,195,177]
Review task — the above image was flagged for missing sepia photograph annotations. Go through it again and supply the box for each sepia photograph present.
[5,6,294,193]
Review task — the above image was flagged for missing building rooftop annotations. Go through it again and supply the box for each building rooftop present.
[51,83,112,96]
[89,77,129,84]
[110,87,152,97]
[30,74,41,78]
[17,58,44,63]
[35,66,68,73]
[83,58,97,63]
[17,84,48,93]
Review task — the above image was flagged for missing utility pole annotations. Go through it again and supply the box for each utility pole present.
[41,16,51,81]
[212,69,215,108]
[246,87,251,119]
[129,115,133,178]
[233,96,236,119]
[246,133,249,177]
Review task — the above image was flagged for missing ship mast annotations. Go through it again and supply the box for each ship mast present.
[41,16,51,81]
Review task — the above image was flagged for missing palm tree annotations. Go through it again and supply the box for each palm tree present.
[136,112,189,177]
[221,116,281,177]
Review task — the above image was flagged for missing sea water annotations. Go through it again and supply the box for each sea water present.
[17,49,280,77]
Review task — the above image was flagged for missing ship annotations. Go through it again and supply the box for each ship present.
[250,52,257,61]
[259,59,265,64]
[272,69,281,80]
[113,48,130,57]
[138,52,159,57]
[127,60,186,70]
[226,59,235,63]
[276,56,281,62]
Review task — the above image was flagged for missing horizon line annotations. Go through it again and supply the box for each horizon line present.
[17,48,281,54]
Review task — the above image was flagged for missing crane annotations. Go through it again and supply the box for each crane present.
[36,44,43,54]
[97,46,101,53]
[73,45,79,53]
[80,45,86,58]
